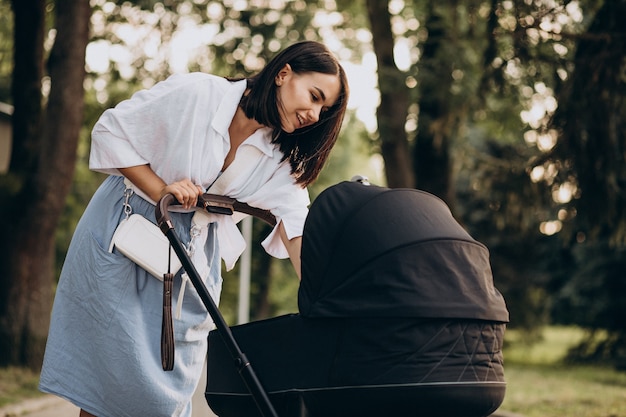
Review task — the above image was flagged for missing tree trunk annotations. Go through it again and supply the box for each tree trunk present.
[413,1,454,207]
[366,0,414,188]
[550,0,626,243]
[0,0,90,369]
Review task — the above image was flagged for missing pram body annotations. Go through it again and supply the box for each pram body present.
[204,181,509,417]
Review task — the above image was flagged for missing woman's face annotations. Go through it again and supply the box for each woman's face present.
[275,64,342,133]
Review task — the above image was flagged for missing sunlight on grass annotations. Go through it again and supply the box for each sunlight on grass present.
[504,325,590,365]
[501,326,626,417]
[501,364,626,417]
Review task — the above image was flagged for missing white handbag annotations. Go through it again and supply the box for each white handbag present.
[108,145,263,280]
[108,213,182,280]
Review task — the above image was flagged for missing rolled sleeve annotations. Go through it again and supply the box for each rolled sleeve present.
[262,192,309,259]
[89,125,150,176]
[88,73,231,179]
[242,173,309,259]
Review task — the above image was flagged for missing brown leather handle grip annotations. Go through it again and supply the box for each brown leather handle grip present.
[230,199,276,227]
[156,193,277,234]
[161,272,174,371]
[156,193,178,234]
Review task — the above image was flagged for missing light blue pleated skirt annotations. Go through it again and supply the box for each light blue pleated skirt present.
[40,175,222,417]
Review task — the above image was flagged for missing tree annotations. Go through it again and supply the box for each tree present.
[360,0,626,346]
[366,0,414,188]
[538,0,626,365]
[0,0,90,368]
[364,0,498,206]
[413,2,454,204]
[543,0,626,245]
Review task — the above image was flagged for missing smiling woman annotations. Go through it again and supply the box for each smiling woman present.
[274,67,341,133]
[237,40,350,187]
[39,40,349,417]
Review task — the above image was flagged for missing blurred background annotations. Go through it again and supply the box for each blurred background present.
[0,1,624,415]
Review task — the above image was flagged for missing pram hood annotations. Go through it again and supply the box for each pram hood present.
[298,181,509,322]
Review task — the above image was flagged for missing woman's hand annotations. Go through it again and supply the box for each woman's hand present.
[119,165,202,209]
[160,179,204,209]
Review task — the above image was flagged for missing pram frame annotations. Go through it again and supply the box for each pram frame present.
[156,192,279,417]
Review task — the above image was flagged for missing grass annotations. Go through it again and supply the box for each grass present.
[0,366,42,408]
[1,326,625,416]
[501,364,626,417]
[501,326,626,417]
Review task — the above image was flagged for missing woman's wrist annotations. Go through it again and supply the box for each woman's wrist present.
[119,165,167,202]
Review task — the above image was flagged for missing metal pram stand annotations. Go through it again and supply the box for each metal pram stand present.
[156,192,280,417]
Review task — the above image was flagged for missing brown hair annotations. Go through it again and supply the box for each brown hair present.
[238,41,349,187]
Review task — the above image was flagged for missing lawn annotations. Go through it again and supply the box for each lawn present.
[1,326,625,416]
[500,326,626,417]
[0,366,42,408]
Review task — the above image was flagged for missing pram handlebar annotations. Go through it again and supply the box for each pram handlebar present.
[155,193,280,417]
[156,193,276,233]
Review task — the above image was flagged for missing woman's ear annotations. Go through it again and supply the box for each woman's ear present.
[275,63,292,86]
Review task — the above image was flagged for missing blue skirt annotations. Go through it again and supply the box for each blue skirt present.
[40,175,222,417]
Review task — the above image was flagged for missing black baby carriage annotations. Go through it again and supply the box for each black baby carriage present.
[157,180,509,417]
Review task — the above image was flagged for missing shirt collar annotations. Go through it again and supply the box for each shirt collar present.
[211,79,247,139]
[243,127,275,157]
[212,79,276,158]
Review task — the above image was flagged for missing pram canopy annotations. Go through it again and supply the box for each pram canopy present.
[299,181,509,322]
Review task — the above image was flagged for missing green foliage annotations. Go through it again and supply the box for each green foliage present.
[547,242,626,368]
[313,115,383,194]
[419,0,626,364]
[554,243,626,331]
[542,0,626,247]
[0,0,12,102]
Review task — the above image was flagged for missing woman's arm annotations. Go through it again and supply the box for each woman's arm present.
[278,221,302,280]
[119,165,202,209]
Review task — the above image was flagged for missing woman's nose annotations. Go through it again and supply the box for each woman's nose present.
[308,107,321,123]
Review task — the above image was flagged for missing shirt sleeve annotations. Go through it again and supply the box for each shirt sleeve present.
[237,160,310,259]
[261,184,309,259]
[89,73,227,177]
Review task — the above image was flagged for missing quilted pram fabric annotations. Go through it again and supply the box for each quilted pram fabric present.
[205,181,509,417]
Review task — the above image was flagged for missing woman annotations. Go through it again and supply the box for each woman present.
[39,40,349,417]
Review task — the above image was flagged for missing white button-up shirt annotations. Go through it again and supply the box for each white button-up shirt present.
[89,72,310,269]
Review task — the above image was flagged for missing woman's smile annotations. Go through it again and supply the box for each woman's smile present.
[275,65,341,133]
